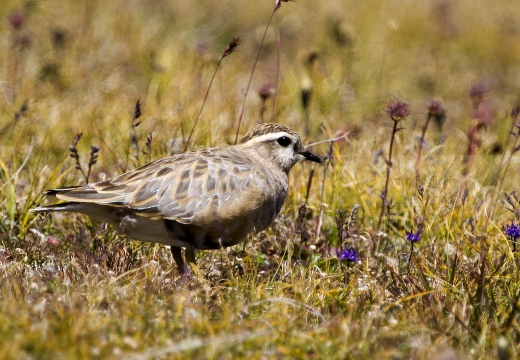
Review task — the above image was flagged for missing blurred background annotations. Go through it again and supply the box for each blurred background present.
[2,0,520,156]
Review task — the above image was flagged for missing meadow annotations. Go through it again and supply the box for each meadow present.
[1,0,520,358]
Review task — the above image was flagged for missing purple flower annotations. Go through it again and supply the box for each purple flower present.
[258,83,275,100]
[504,222,520,242]
[427,99,446,119]
[8,11,25,31]
[340,247,359,263]
[427,99,446,130]
[405,227,422,243]
[469,81,490,103]
[386,100,411,121]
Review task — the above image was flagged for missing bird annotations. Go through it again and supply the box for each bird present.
[32,123,322,273]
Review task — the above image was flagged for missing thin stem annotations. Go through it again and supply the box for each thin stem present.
[184,56,224,152]
[86,167,92,184]
[472,111,520,318]
[303,104,310,137]
[78,165,88,183]
[316,141,333,239]
[272,15,281,121]
[376,120,399,234]
[474,247,487,315]
[305,133,349,148]
[184,37,240,151]
[260,98,266,123]
[415,115,432,187]
[305,168,314,203]
[125,100,141,172]
[235,4,280,144]
[491,112,520,214]
[408,242,414,274]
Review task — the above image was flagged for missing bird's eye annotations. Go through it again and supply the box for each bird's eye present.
[277,136,291,147]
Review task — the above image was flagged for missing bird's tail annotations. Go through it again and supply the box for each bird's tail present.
[31,202,85,213]
[41,186,83,197]
[31,201,122,228]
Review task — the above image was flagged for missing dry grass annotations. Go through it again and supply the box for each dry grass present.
[2,0,520,358]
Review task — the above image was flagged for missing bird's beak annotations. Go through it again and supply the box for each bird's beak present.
[299,148,323,164]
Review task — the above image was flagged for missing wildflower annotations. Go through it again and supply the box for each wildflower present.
[8,10,25,31]
[469,81,490,106]
[376,99,410,233]
[386,100,411,121]
[405,226,422,272]
[504,222,520,242]
[405,227,422,243]
[504,222,520,252]
[46,236,60,247]
[427,99,444,117]
[427,99,446,131]
[258,83,275,101]
[340,247,359,263]
[258,83,275,122]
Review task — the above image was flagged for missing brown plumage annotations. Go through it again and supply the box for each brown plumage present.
[32,123,322,273]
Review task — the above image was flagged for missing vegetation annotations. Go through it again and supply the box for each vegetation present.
[1,0,520,358]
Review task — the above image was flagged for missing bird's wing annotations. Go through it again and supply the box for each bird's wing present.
[51,148,284,225]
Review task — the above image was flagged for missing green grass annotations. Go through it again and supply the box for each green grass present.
[2,0,520,358]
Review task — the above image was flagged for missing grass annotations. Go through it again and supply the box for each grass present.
[2,0,520,358]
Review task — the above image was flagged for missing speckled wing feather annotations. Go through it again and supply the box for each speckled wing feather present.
[52,147,287,227]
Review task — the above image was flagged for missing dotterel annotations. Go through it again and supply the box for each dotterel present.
[33,123,322,273]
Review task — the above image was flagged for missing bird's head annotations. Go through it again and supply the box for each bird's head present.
[240,123,322,173]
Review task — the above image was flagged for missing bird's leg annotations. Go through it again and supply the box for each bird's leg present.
[184,247,196,266]
[170,246,187,274]
[170,246,202,277]
[184,247,203,277]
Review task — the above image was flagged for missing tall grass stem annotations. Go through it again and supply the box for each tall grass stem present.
[234,4,280,144]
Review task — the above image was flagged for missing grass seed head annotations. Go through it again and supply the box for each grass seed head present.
[223,37,241,58]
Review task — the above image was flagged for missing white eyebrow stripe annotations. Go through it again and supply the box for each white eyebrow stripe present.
[244,132,294,143]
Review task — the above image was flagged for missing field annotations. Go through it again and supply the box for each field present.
[2,0,520,358]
